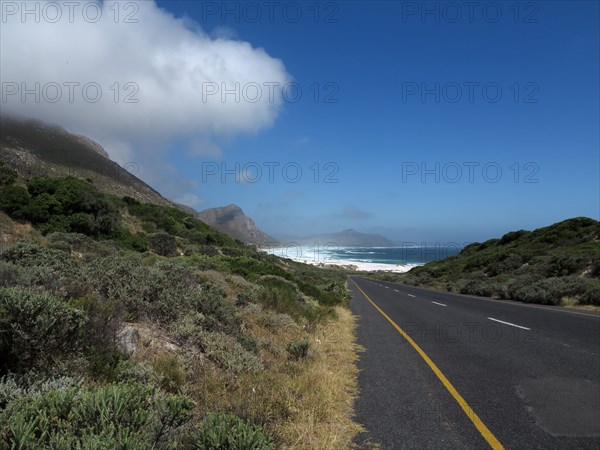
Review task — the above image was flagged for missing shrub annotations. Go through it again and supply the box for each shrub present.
[192,412,275,450]
[70,294,124,379]
[198,331,263,374]
[114,360,154,384]
[579,283,600,305]
[0,162,17,186]
[114,229,148,252]
[0,382,194,449]
[547,255,587,277]
[152,355,186,393]
[460,279,499,297]
[286,338,311,360]
[238,335,259,354]
[0,241,79,294]
[236,286,261,306]
[0,262,22,288]
[191,284,240,333]
[0,185,30,216]
[149,232,178,257]
[256,311,299,331]
[12,176,122,238]
[84,257,193,323]
[0,372,82,410]
[511,276,590,305]
[0,288,86,372]
[499,230,528,245]
[199,245,219,256]
[47,232,118,257]
[256,275,312,320]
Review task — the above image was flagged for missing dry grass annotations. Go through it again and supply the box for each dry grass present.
[185,305,364,449]
[273,306,364,449]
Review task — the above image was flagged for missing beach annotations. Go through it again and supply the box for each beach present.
[263,246,421,273]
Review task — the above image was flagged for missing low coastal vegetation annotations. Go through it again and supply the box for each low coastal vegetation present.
[0,164,362,448]
[370,217,600,306]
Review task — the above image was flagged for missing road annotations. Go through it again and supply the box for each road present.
[349,276,600,449]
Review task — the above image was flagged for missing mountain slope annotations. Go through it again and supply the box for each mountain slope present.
[0,116,179,209]
[197,204,278,246]
[0,154,359,447]
[389,217,600,306]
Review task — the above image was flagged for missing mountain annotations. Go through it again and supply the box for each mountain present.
[0,115,179,209]
[293,229,395,247]
[196,204,279,246]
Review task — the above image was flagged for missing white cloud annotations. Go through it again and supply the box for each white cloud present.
[1,0,291,202]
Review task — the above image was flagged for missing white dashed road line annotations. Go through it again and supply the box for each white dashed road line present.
[488,317,530,330]
[407,294,416,298]
[432,301,447,307]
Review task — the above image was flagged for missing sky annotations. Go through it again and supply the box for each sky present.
[1,0,599,244]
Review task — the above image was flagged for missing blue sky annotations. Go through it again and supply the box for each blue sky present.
[3,1,598,243]
[156,0,599,243]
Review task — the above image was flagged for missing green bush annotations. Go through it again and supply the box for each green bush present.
[0,288,86,372]
[16,177,121,237]
[191,285,240,334]
[460,279,499,297]
[0,372,82,410]
[0,185,30,216]
[256,311,299,331]
[0,242,80,295]
[0,382,194,449]
[114,228,148,252]
[70,294,124,379]
[235,286,261,306]
[84,256,190,323]
[192,412,275,450]
[0,241,76,272]
[149,232,178,257]
[47,232,118,257]
[0,162,17,186]
[114,360,154,384]
[199,245,219,256]
[198,331,263,374]
[286,338,310,360]
[152,355,186,393]
[499,230,528,245]
[511,276,590,305]
[0,262,23,288]
[547,255,587,277]
[256,275,313,321]
[579,283,600,305]
[238,335,259,354]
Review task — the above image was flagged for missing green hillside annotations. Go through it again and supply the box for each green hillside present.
[0,160,360,447]
[377,218,600,306]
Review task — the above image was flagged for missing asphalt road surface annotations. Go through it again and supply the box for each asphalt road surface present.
[349,276,600,449]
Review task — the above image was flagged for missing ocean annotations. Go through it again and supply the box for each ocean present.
[265,244,463,272]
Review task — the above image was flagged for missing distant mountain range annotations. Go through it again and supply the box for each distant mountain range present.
[278,229,395,247]
[196,204,278,246]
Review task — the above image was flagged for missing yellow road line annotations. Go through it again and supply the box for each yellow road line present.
[351,279,505,450]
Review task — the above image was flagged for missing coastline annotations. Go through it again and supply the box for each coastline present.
[262,246,421,273]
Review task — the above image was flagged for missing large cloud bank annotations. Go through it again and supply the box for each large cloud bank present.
[1,0,291,202]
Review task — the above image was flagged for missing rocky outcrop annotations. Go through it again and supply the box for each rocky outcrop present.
[197,204,278,246]
[116,327,140,356]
